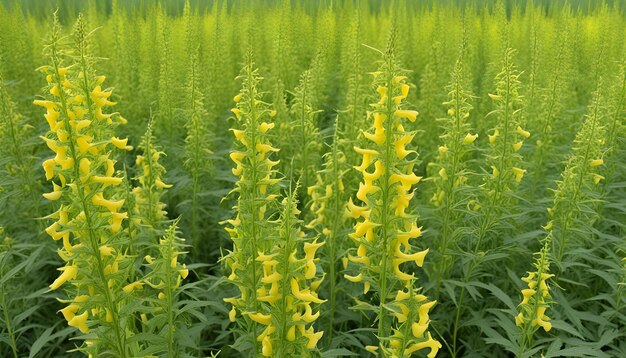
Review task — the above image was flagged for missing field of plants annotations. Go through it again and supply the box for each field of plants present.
[0,0,624,357]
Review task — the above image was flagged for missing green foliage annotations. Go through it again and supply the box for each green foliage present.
[0,1,624,357]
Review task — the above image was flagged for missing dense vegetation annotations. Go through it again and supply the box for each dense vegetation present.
[0,0,624,357]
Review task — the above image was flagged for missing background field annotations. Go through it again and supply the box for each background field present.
[0,0,624,357]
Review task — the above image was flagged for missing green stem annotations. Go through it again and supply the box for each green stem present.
[435,75,463,299]
[278,191,294,356]
[244,60,261,355]
[165,235,176,357]
[300,73,309,192]
[0,285,18,358]
[376,55,395,348]
[326,140,341,346]
[556,91,600,262]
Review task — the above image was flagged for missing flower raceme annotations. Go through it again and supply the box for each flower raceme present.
[516,270,553,332]
[36,14,133,356]
[222,56,325,356]
[344,47,440,357]
[515,237,554,348]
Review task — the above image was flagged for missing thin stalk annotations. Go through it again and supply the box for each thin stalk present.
[189,54,200,249]
[435,76,463,299]
[452,54,513,357]
[0,284,18,358]
[245,62,261,355]
[376,55,394,346]
[300,74,309,192]
[278,191,294,356]
[556,92,600,262]
[326,139,341,345]
[164,236,176,357]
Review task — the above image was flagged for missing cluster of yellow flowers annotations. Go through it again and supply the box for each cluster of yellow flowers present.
[36,35,131,345]
[249,236,326,356]
[346,78,426,281]
[306,143,348,235]
[515,271,553,332]
[482,49,529,195]
[132,128,172,227]
[307,178,335,230]
[369,286,441,357]
[343,53,440,356]
[140,223,189,302]
[515,241,553,333]
[223,58,328,357]
[223,68,279,323]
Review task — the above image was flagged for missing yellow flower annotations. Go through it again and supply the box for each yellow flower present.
[91,176,123,186]
[301,303,320,323]
[593,174,604,184]
[393,84,410,104]
[491,165,500,177]
[228,306,236,322]
[290,278,325,303]
[390,172,422,190]
[233,93,243,102]
[376,86,388,104]
[344,273,363,282]
[259,122,275,133]
[532,306,552,331]
[543,220,553,230]
[520,288,536,305]
[179,264,189,279]
[404,332,441,357]
[363,128,386,145]
[68,311,89,333]
[351,219,379,239]
[488,128,499,144]
[122,281,144,294]
[110,212,128,233]
[99,245,115,256]
[395,248,429,268]
[256,143,279,155]
[155,179,173,189]
[50,265,78,290]
[43,182,63,201]
[513,141,523,152]
[395,133,415,159]
[111,137,132,151]
[394,109,419,122]
[356,181,380,204]
[346,198,370,219]
[463,133,478,144]
[590,159,604,167]
[91,193,125,212]
[304,239,324,261]
[261,335,272,357]
[512,167,526,182]
[516,126,530,138]
[248,312,272,325]
[438,167,447,181]
[42,159,56,180]
[60,304,80,321]
[354,146,379,171]
[304,327,323,349]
